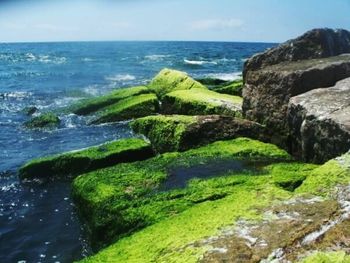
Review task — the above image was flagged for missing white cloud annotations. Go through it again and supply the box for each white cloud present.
[190,18,244,31]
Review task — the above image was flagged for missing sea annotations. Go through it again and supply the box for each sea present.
[0,41,275,263]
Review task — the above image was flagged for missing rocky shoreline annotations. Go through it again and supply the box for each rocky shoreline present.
[19,28,350,262]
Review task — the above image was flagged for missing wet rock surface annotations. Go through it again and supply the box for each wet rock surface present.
[288,77,350,163]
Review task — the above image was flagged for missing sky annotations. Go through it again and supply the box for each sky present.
[0,0,349,43]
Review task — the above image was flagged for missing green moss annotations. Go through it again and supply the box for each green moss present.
[24,112,60,129]
[297,153,350,196]
[268,162,318,191]
[130,115,198,153]
[19,138,153,179]
[299,251,350,263]
[148,68,207,98]
[70,86,151,115]
[162,88,242,117]
[212,79,244,96]
[72,138,291,249]
[90,93,159,124]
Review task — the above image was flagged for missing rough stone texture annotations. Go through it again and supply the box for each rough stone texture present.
[288,78,350,163]
[131,115,267,153]
[243,28,350,79]
[243,54,350,148]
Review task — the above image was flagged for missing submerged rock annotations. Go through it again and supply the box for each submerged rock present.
[162,88,242,117]
[131,115,266,153]
[148,68,206,98]
[24,112,60,129]
[70,86,152,115]
[288,77,350,163]
[19,138,153,179]
[243,54,350,148]
[90,93,159,124]
[243,28,350,78]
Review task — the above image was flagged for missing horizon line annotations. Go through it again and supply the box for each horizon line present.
[0,39,279,45]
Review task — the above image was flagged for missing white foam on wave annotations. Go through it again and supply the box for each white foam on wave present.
[144,54,172,61]
[0,91,32,100]
[184,59,218,66]
[105,74,136,82]
[205,72,242,81]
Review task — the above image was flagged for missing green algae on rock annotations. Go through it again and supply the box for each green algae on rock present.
[298,251,350,263]
[131,114,266,153]
[19,138,153,179]
[72,138,291,250]
[212,79,243,96]
[148,68,206,98]
[161,88,243,117]
[76,151,350,263]
[24,112,60,129]
[70,86,152,115]
[90,93,159,124]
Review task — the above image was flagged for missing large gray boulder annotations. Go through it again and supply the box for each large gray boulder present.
[243,28,350,78]
[288,78,350,163]
[243,54,350,147]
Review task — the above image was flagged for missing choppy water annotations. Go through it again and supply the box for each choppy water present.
[0,41,275,262]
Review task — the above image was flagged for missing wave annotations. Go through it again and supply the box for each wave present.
[0,91,32,100]
[184,59,218,66]
[204,72,242,81]
[0,52,67,64]
[144,54,172,61]
[105,74,136,82]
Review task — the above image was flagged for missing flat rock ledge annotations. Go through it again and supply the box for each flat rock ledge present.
[288,77,350,163]
[19,138,154,180]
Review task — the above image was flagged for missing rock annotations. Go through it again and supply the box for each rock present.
[212,79,243,96]
[22,106,38,116]
[71,138,291,250]
[19,138,154,179]
[243,54,350,148]
[70,86,151,115]
[131,115,267,153]
[90,93,159,125]
[148,68,207,98]
[243,28,350,78]
[162,88,242,117]
[288,77,350,163]
[24,112,60,129]
[196,78,231,87]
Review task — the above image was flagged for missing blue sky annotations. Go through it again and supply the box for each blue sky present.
[0,0,349,43]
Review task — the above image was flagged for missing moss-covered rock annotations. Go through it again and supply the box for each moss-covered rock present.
[161,88,243,117]
[299,251,350,263]
[19,138,153,179]
[76,151,350,263]
[148,68,206,98]
[90,93,159,124]
[24,112,60,129]
[212,79,243,96]
[131,115,266,153]
[72,138,291,250]
[70,86,151,115]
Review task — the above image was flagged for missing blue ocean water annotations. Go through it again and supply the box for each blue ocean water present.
[0,41,275,262]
